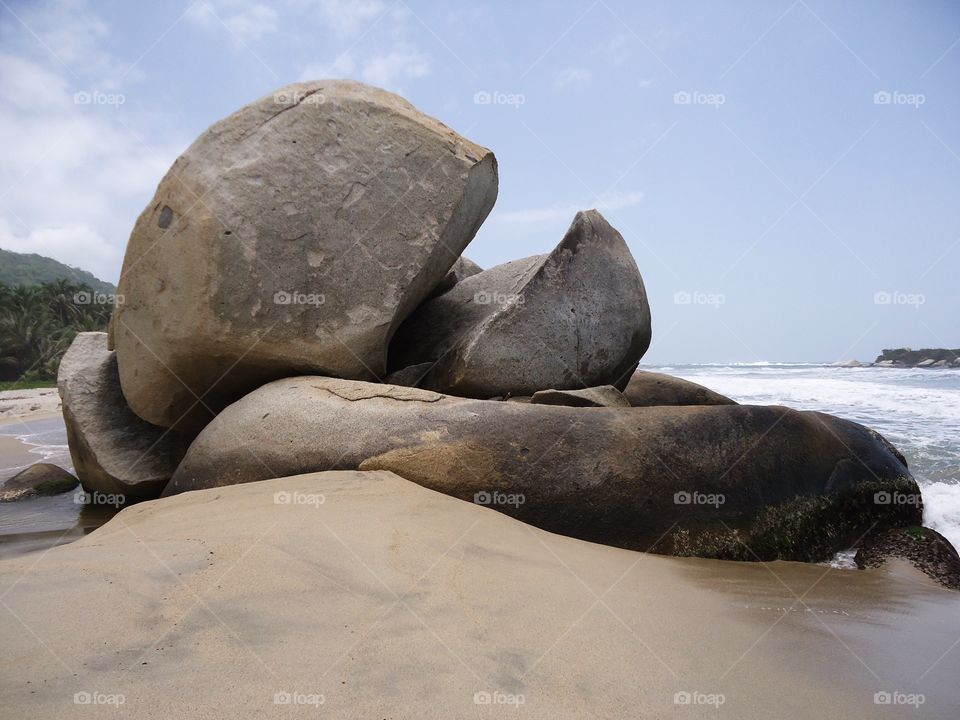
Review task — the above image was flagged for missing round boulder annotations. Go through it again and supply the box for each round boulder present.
[0,464,78,502]
[114,80,498,431]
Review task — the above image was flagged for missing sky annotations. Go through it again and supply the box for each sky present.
[0,0,957,363]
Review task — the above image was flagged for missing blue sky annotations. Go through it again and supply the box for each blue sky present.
[0,0,957,363]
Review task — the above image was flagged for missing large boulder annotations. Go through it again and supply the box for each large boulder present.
[388,210,651,398]
[624,370,736,406]
[58,333,187,502]
[166,377,920,561]
[113,80,498,431]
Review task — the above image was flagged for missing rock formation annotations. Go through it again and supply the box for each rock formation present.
[113,80,498,431]
[165,376,920,562]
[623,370,736,406]
[58,332,187,502]
[387,210,651,397]
[529,385,631,407]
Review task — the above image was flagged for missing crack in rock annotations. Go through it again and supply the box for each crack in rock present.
[317,385,443,403]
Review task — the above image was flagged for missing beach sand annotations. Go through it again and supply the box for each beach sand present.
[0,434,34,469]
[0,470,957,718]
[0,387,61,425]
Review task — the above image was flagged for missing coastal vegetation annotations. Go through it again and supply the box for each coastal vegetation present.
[0,280,113,384]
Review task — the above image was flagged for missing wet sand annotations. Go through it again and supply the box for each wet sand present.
[0,434,32,469]
[0,470,957,719]
[0,414,117,558]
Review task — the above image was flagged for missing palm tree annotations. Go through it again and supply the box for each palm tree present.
[0,280,112,383]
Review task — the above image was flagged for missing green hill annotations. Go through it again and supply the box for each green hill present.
[0,248,116,293]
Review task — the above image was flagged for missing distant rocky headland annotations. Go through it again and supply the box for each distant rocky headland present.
[831,348,960,368]
[875,348,960,367]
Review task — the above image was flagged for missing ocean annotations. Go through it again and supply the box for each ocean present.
[2,364,959,553]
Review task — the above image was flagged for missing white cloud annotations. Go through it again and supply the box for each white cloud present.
[0,218,118,283]
[9,0,132,87]
[300,45,431,91]
[315,0,386,37]
[296,0,428,92]
[186,1,278,44]
[0,52,69,109]
[0,2,185,283]
[360,45,430,88]
[554,67,591,90]
[493,191,644,224]
[299,54,356,81]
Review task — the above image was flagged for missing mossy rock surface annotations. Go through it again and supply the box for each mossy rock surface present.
[667,478,923,563]
[856,526,960,590]
[0,463,78,502]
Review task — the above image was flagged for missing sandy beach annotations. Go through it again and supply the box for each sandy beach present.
[1,470,957,719]
[0,388,61,425]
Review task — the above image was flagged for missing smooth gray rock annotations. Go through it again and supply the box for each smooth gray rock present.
[623,370,736,407]
[428,255,483,299]
[0,464,78,502]
[383,362,433,388]
[388,210,651,398]
[58,333,186,502]
[114,80,498,431]
[530,385,630,408]
[165,376,919,562]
